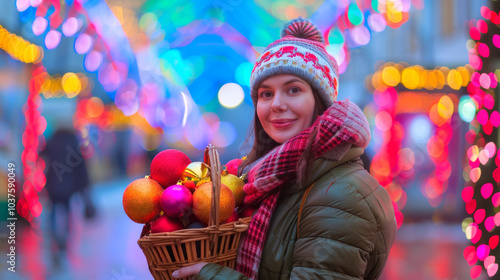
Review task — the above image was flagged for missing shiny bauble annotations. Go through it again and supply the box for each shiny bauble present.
[180,162,210,191]
[187,222,205,229]
[192,182,235,225]
[123,178,164,224]
[150,149,191,188]
[225,158,242,176]
[150,215,184,233]
[221,174,245,207]
[160,185,193,218]
[240,206,258,218]
[224,210,240,223]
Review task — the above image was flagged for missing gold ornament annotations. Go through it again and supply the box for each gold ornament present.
[196,178,211,188]
[180,162,211,190]
[221,173,245,207]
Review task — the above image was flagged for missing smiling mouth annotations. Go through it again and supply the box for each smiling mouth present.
[270,119,295,128]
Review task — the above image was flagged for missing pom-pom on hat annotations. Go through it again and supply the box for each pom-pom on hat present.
[250,17,339,107]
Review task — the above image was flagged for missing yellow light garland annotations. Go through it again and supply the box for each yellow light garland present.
[0,25,43,64]
[370,63,475,91]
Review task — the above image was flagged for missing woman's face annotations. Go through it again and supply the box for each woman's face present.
[256,74,316,144]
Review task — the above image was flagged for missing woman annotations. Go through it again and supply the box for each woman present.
[174,17,397,279]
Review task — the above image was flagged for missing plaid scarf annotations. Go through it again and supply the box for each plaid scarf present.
[235,100,371,279]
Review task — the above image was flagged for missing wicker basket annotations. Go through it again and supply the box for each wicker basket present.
[138,145,252,280]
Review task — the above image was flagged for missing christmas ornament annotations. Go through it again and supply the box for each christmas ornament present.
[150,149,191,188]
[225,158,243,176]
[240,205,258,218]
[150,214,184,233]
[221,173,245,207]
[224,210,240,223]
[179,162,211,191]
[122,178,164,224]
[187,222,204,229]
[160,185,193,218]
[192,182,235,225]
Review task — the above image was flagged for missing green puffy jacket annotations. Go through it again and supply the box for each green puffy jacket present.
[195,147,397,280]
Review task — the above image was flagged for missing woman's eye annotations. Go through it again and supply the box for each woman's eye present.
[288,87,301,94]
[259,91,272,98]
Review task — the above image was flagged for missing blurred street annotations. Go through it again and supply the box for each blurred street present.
[0,176,488,280]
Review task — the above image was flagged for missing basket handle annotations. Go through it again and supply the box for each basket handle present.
[204,144,221,228]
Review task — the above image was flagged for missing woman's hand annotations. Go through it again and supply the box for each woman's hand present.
[172,262,208,279]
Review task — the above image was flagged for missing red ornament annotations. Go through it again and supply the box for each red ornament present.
[224,210,240,223]
[150,215,184,233]
[183,181,196,192]
[225,158,242,176]
[240,206,258,218]
[150,149,191,188]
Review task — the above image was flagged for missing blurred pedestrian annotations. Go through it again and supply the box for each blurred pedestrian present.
[42,127,94,268]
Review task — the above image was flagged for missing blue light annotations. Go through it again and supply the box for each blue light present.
[410,115,432,144]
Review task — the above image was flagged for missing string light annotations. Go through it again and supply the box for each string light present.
[18,65,47,225]
[0,25,43,63]
[369,63,475,91]
[463,6,499,279]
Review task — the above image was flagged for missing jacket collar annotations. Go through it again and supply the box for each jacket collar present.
[283,146,365,195]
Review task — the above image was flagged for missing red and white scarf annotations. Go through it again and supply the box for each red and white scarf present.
[235,100,371,279]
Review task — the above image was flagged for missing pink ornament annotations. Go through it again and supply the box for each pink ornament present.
[150,215,184,233]
[225,158,242,176]
[160,185,193,218]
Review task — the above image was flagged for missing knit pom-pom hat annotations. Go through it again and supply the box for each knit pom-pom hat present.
[250,17,339,107]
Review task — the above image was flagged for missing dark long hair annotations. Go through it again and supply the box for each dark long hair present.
[238,88,328,186]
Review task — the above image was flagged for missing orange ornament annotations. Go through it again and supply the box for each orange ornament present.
[192,182,235,225]
[123,178,164,224]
